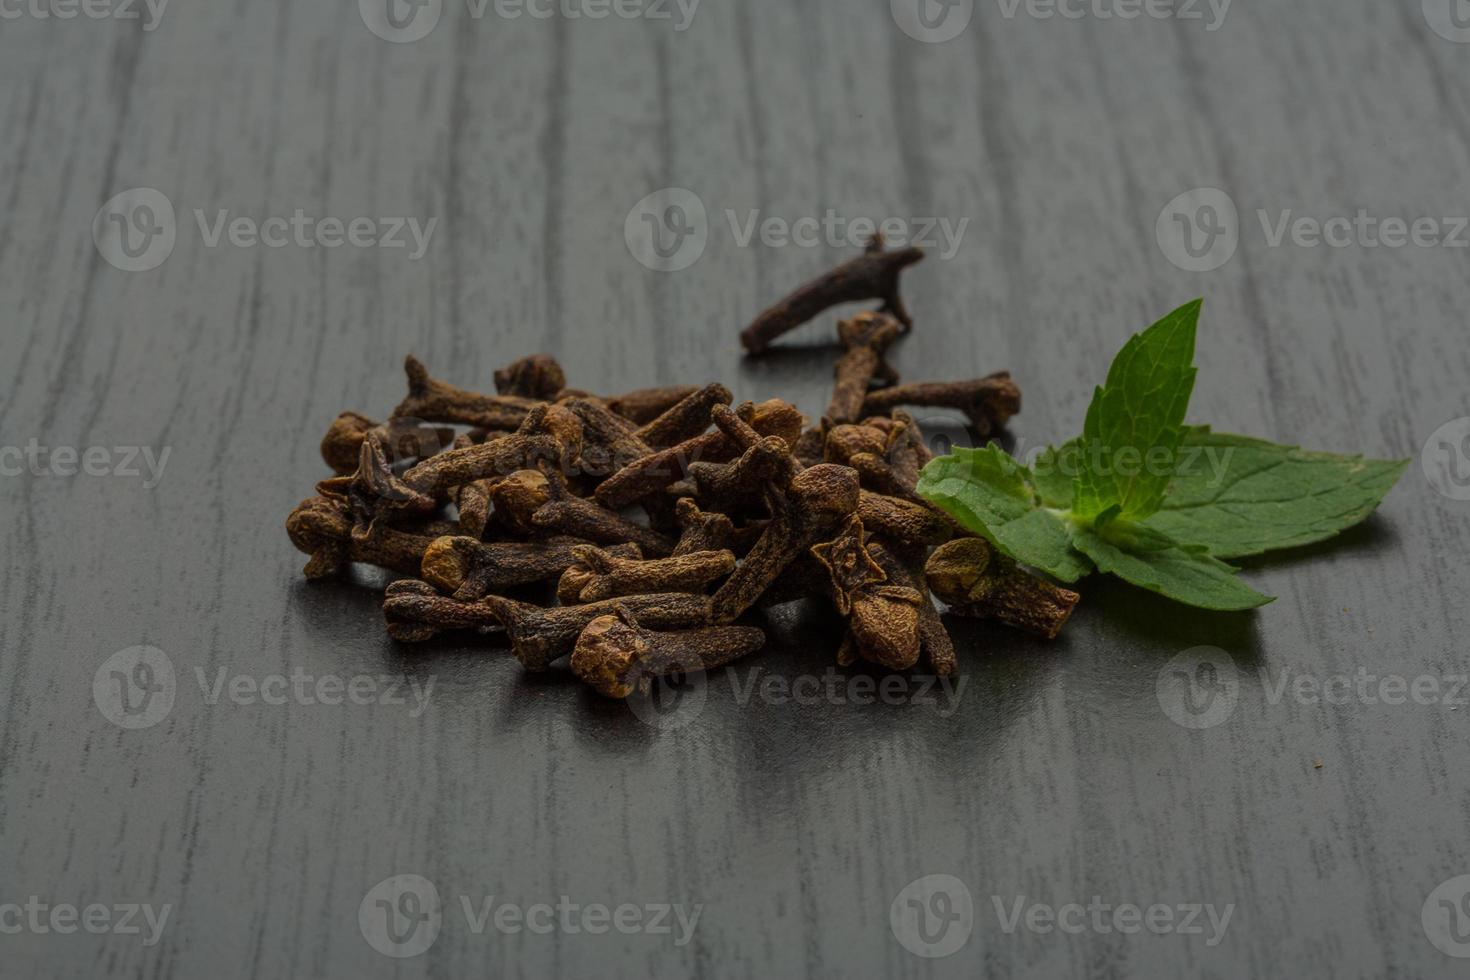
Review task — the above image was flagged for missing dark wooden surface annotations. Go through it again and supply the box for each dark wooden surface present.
[3,1,1469,977]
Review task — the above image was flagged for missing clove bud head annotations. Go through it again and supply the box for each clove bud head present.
[570,612,651,699]
[925,538,1080,639]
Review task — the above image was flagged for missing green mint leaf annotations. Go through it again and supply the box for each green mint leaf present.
[916,446,1093,583]
[1032,440,1078,510]
[1141,427,1409,558]
[1069,520,1275,611]
[1072,299,1200,522]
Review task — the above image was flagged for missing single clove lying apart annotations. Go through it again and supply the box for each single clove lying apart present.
[925,538,1080,639]
[288,241,1086,716]
[572,606,765,699]
[740,235,924,354]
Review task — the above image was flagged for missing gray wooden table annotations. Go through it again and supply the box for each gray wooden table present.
[3,1,1469,977]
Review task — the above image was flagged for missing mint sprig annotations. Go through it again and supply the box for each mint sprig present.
[915,300,1408,611]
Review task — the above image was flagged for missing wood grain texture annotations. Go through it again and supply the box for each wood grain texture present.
[1,1,1468,977]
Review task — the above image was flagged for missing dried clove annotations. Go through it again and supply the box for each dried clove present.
[287,496,444,579]
[558,544,735,604]
[710,461,861,623]
[925,538,1080,639]
[382,580,506,642]
[393,355,541,430]
[593,399,803,510]
[857,489,954,548]
[826,312,903,425]
[559,397,651,479]
[602,385,701,425]
[477,592,713,670]
[810,517,924,670]
[671,498,735,556]
[860,373,1022,438]
[494,353,566,400]
[740,236,925,354]
[320,413,455,475]
[338,402,573,520]
[874,542,956,676]
[419,535,641,600]
[530,465,676,556]
[635,382,732,448]
[571,606,764,699]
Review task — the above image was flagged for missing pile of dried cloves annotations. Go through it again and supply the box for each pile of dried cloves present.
[287,239,1081,700]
